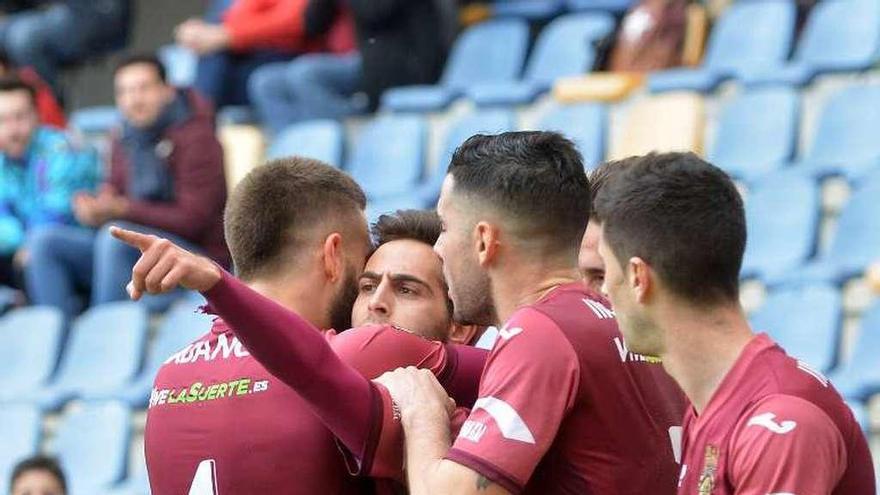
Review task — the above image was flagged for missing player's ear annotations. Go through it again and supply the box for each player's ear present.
[449,323,483,345]
[322,233,344,282]
[629,257,652,304]
[475,221,498,267]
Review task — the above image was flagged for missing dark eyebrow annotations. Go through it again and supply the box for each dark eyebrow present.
[360,272,381,281]
[361,271,435,295]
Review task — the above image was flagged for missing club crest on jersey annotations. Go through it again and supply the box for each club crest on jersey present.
[698,445,719,495]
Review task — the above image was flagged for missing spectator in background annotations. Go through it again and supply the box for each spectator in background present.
[0,0,131,94]
[0,77,98,290]
[0,49,65,128]
[175,0,355,111]
[9,455,66,495]
[248,0,446,134]
[608,0,687,72]
[26,54,228,320]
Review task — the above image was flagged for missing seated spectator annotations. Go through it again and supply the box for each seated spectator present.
[608,0,687,72]
[26,54,229,320]
[0,49,65,128]
[9,455,66,495]
[248,0,446,134]
[175,0,355,110]
[0,0,131,94]
[0,77,98,290]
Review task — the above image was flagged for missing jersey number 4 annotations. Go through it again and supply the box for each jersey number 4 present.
[189,459,219,495]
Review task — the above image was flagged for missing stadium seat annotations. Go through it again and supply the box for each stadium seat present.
[647,0,795,93]
[467,13,616,107]
[609,92,705,159]
[347,115,427,201]
[741,172,819,281]
[537,103,607,169]
[18,302,148,411]
[565,0,636,14]
[750,284,841,373]
[0,306,64,403]
[708,87,800,182]
[366,110,515,217]
[86,300,214,408]
[69,106,122,135]
[158,44,197,87]
[552,72,645,103]
[381,19,529,113]
[741,0,880,87]
[220,124,266,192]
[266,119,344,166]
[789,84,880,181]
[827,301,880,400]
[218,105,258,126]
[766,173,880,286]
[0,405,41,488]
[54,402,131,495]
[492,0,565,20]
[847,401,870,434]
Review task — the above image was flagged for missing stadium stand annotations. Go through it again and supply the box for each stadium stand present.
[348,114,427,201]
[0,307,65,403]
[647,0,796,93]
[740,172,820,282]
[750,284,842,373]
[536,103,606,169]
[609,91,704,159]
[0,405,41,489]
[157,44,197,88]
[827,301,880,401]
[565,0,635,15]
[491,0,566,20]
[266,119,345,166]
[381,19,530,113]
[68,106,122,136]
[708,86,800,182]
[740,0,880,88]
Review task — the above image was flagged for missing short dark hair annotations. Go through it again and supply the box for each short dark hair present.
[114,53,167,83]
[594,152,746,305]
[0,76,36,106]
[589,157,642,221]
[448,131,591,257]
[372,209,442,248]
[10,455,67,494]
[224,157,367,281]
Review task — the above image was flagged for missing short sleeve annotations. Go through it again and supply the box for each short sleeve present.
[446,308,580,494]
[728,394,848,495]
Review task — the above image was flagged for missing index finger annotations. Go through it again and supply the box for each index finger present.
[109,226,157,252]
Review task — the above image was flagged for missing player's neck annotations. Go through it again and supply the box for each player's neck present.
[247,275,330,330]
[492,261,580,324]
[659,302,753,416]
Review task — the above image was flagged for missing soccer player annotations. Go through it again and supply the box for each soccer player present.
[132,158,485,494]
[376,132,687,495]
[593,152,875,494]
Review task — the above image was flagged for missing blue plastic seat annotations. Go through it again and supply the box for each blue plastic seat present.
[565,0,635,14]
[648,0,795,93]
[709,87,800,181]
[0,306,64,403]
[266,119,344,167]
[493,0,565,19]
[828,302,880,400]
[69,106,122,135]
[741,172,819,281]
[766,173,880,286]
[847,401,870,434]
[54,402,131,495]
[381,19,530,113]
[789,85,880,180]
[87,301,214,408]
[18,302,148,411]
[0,405,41,486]
[467,13,616,107]
[537,103,607,170]
[158,44,197,87]
[347,115,426,200]
[741,0,880,87]
[750,285,841,373]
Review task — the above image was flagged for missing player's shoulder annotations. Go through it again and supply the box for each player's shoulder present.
[491,306,580,374]
[332,324,444,379]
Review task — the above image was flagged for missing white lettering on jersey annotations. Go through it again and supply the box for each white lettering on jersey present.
[796,360,829,387]
[583,299,615,319]
[747,412,797,434]
[165,336,251,365]
[471,396,536,444]
[498,326,523,341]
[678,464,687,487]
[459,420,489,443]
[668,426,683,464]
[613,337,663,364]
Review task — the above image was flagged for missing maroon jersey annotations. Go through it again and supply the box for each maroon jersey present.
[144,319,366,495]
[446,283,687,494]
[677,334,875,495]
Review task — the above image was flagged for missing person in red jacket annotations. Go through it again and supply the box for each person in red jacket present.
[25,54,228,320]
[174,0,354,110]
[0,50,66,128]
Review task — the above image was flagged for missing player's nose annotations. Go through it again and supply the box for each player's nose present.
[367,284,391,316]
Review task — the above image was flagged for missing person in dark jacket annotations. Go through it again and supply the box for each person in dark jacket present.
[25,54,228,320]
[248,0,446,134]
